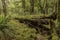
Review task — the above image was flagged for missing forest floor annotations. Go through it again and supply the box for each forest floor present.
[7,13,59,40]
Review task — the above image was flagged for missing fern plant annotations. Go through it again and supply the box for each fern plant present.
[0,14,15,40]
[0,14,10,30]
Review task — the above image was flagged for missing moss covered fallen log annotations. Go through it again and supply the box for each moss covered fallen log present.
[15,18,53,35]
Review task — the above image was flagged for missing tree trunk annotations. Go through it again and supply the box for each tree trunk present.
[38,0,46,14]
[22,0,25,13]
[30,0,34,14]
[1,0,7,16]
[45,0,48,14]
[58,0,60,39]
[58,0,60,21]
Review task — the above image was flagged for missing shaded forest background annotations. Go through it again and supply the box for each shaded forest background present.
[0,0,60,40]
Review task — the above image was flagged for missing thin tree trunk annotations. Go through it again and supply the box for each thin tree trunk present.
[1,0,7,16]
[45,0,48,14]
[57,0,60,39]
[58,0,60,21]
[30,0,34,14]
[22,0,25,13]
[38,0,45,14]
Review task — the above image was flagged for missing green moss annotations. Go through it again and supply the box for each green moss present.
[8,20,37,40]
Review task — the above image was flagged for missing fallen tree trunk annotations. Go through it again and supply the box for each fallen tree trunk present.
[15,18,54,35]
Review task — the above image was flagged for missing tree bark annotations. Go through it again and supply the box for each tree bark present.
[30,0,34,14]
[58,0,60,21]
[1,0,7,16]
[45,0,48,14]
[38,0,46,14]
[22,0,25,13]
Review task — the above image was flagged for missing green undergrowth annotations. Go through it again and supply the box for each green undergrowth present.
[0,14,58,40]
[8,19,51,40]
[8,20,38,40]
[10,14,59,40]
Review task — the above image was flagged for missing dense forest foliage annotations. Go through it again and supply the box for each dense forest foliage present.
[0,0,60,40]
